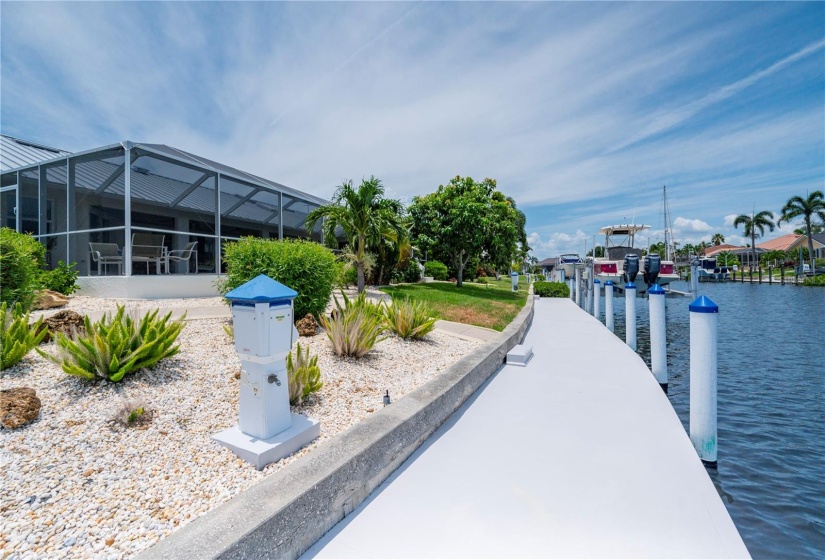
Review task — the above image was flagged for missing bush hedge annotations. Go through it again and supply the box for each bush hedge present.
[393,259,422,284]
[424,260,448,281]
[41,260,80,296]
[533,281,569,298]
[219,238,337,319]
[0,228,46,309]
[803,274,825,287]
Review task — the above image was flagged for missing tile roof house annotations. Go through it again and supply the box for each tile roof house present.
[756,233,802,252]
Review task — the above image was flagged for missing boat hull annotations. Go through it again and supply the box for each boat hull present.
[594,272,679,295]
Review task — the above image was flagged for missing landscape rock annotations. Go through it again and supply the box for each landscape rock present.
[33,290,69,310]
[296,313,318,337]
[0,387,42,429]
[40,310,86,343]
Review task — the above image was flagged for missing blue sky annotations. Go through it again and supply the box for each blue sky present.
[1,2,822,258]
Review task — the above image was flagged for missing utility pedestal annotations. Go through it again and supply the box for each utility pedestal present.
[213,274,320,469]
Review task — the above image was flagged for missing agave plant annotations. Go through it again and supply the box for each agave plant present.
[39,305,186,382]
[384,298,437,340]
[1,302,47,370]
[319,291,385,358]
[287,342,323,405]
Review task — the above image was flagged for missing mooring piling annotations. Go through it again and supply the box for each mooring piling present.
[689,295,719,467]
[625,282,637,350]
[605,281,614,332]
[649,284,668,392]
[575,267,582,307]
[593,279,600,319]
[690,259,699,296]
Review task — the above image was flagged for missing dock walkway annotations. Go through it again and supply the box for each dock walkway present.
[304,297,749,558]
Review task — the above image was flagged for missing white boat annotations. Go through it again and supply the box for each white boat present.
[554,253,583,281]
[593,224,679,294]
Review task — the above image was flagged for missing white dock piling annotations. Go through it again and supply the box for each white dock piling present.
[568,278,574,300]
[593,279,600,319]
[689,295,718,466]
[575,267,582,307]
[690,259,699,296]
[649,284,667,391]
[605,281,614,332]
[625,282,637,350]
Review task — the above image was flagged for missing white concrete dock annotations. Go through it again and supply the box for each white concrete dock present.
[304,298,750,559]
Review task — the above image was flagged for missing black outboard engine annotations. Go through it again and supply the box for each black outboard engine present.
[623,254,640,284]
[643,254,661,287]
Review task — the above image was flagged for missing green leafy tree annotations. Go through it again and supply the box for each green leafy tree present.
[760,250,786,268]
[586,246,605,258]
[778,191,825,271]
[734,211,775,269]
[410,176,523,287]
[716,251,739,267]
[711,233,725,246]
[306,177,405,293]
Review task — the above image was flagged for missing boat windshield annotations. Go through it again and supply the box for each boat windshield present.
[559,254,581,263]
[607,247,643,261]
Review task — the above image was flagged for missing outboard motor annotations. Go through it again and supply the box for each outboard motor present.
[623,254,640,284]
[643,254,661,287]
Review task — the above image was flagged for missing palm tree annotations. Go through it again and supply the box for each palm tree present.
[733,211,775,270]
[778,191,825,271]
[306,177,405,293]
[711,233,725,246]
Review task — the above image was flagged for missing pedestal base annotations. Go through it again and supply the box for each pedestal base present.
[506,344,534,367]
[212,414,320,470]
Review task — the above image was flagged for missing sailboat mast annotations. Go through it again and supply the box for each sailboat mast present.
[663,185,671,261]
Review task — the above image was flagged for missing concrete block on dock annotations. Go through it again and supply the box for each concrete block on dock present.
[506,344,534,367]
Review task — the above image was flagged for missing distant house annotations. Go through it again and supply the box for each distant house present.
[536,258,556,273]
[0,134,328,297]
[703,244,742,257]
[756,233,802,253]
[786,233,825,259]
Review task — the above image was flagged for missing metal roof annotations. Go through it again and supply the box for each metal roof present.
[0,135,71,172]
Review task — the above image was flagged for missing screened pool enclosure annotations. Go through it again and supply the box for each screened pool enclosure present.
[0,141,326,279]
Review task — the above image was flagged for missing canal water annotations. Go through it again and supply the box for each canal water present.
[606,281,824,559]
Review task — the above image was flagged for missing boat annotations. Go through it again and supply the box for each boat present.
[696,257,732,282]
[592,224,679,294]
[554,253,583,281]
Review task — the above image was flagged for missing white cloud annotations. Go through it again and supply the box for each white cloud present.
[673,217,712,233]
[528,230,591,259]
[723,214,738,227]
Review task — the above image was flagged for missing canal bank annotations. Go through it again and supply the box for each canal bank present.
[304,298,749,558]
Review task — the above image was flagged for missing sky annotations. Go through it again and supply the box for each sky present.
[1,2,823,259]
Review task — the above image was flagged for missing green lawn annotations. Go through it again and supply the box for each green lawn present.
[381,278,528,331]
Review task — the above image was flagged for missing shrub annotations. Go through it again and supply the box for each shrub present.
[384,298,437,340]
[803,274,825,287]
[475,277,488,284]
[0,228,46,310]
[319,291,385,358]
[40,261,80,296]
[111,400,153,427]
[424,260,448,281]
[40,306,186,382]
[533,281,569,298]
[287,342,323,405]
[393,259,422,284]
[220,238,337,319]
[1,302,47,370]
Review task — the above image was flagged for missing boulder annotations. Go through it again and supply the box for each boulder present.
[0,387,42,429]
[296,313,318,337]
[39,310,85,343]
[33,290,69,310]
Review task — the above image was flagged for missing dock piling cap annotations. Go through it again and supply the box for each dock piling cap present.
[224,274,298,304]
[510,272,518,277]
[649,284,665,295]
[625,282,636,289]
[593,279,600,283]
[689,295,718,313]
[605,280,613,285]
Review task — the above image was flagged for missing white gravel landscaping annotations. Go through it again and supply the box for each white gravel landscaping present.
[30,296,226,318]
[1,317,480,560]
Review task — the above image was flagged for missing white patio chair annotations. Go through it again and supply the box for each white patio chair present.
[131,233,166,274]
[89,243,123,276]
[166,241,198,274]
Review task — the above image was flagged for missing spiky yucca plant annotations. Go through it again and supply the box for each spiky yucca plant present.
[384,298,437,340]
[1,302,47,370]
[39,306,186,382]
[319,291,385,358]
[287,342,323,405]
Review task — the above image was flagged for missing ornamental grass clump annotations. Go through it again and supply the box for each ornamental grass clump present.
[287,342,323,405]
[40,306,186,382]
[319,291,385,358]
[533,281,570,298]
[1,302,47,370]
[384,298,437,340]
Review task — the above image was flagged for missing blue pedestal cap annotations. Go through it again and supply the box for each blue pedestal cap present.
[225,274,298,305]
[510,272,518,277]
[605,280,613,286]
[649,284,665,295]
[593,279,600,284]
[625,282,636,289]
[689,295,718,313]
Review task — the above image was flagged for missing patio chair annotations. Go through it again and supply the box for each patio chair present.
[89,243,123,276]
[166,241,198,274]
[131,233,166,274]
